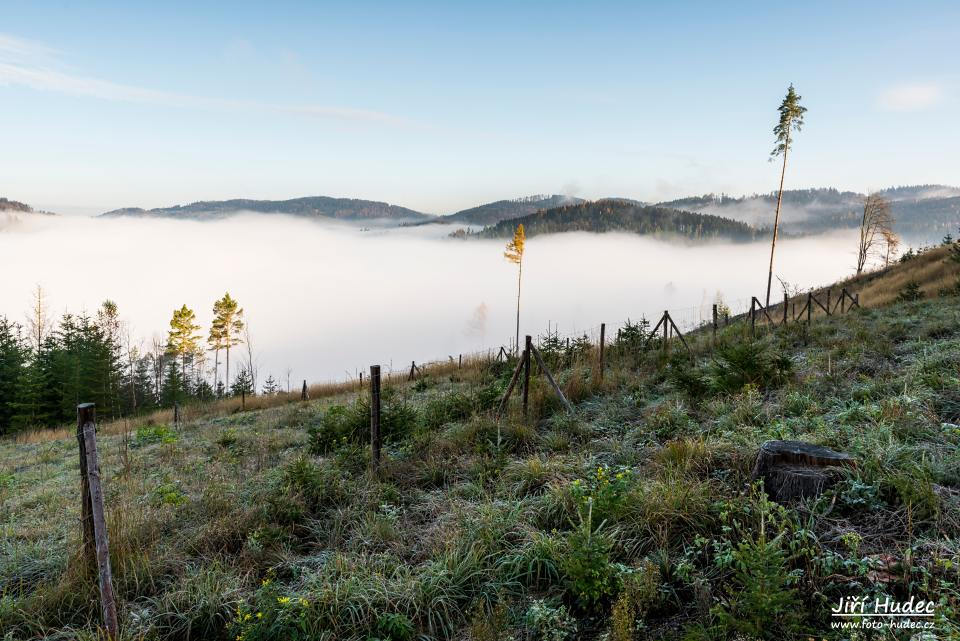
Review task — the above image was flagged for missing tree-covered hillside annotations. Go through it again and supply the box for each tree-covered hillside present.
[100,196,430,222]
[658,186,960,244]
[444,195,585,226]
[477,199,763,241]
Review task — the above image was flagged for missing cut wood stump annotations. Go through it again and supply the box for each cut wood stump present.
[751,440,854,502]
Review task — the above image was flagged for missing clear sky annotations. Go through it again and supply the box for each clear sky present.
[1,1,957,215]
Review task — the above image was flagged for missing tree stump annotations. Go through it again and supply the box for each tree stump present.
[751,440,854,502]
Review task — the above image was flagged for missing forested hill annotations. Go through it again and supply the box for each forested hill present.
[0,198,33,213]
[444,194,585,225]
[99,196,430,222]
[476,199,763,241]
[657,186,960,244]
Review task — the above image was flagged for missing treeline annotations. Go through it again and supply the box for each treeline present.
[476,199,763,241]
[0,291,261,435]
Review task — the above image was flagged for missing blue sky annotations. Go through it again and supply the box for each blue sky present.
[1,1,957,215]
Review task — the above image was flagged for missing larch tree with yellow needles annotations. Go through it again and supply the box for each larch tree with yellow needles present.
[504,224,526,354]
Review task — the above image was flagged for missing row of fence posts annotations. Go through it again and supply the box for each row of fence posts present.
[749,287,860,337]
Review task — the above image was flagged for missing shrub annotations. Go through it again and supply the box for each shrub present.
[524,599,578,641]
[897,281,924,302]
[420,390,476,431]
[570,464,633,525]
[560,501,620,611]
[708,535,804,639]
[709,342,792,394]
[308,390,417,454]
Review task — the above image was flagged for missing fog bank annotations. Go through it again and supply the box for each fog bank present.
[0,214,860,385]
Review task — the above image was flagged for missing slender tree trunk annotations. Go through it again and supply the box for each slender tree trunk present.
[765,137,790,307]
[515,260,522,355]
[212,348,219,395]
[225,347,230,392]
[857,203,868,275]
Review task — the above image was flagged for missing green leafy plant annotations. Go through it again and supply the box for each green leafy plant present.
[134,424,177,446]
[524,599,578,641]
[560,498,620,611]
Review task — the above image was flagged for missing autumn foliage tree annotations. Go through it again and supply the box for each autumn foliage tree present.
[504,224,526,354]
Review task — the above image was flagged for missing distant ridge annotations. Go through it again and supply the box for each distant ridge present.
[99,196,430,222]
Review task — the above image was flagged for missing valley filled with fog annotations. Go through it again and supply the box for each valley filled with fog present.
[1,213,861,385]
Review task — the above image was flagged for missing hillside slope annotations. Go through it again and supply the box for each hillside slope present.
[2,253,958,639]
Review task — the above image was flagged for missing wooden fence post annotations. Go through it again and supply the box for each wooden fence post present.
[662,311,669,353]
[750,298,756,337]
[807,292,813,325]
[840,288,846,313]
[458,354,462,369]
[712,304,718,341]
[598,323,606,382]
[173,402,180,429]
[783,292,788,326]
[826,289,832,315]
[522,336,532,418]
[301,380,308,401]
[359,372,363,389]
[76,404,119,641]
[408,360,417,381]
[369,366,381,473]
[531,346,573,412]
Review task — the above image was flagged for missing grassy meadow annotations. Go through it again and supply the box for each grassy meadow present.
[1,250,959,640]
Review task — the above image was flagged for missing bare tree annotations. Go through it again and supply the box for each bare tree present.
[26,284,50,351]
[243,324,258,393]
[856,193,894,275]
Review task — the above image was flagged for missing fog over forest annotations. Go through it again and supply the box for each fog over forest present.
[1,213,861,385]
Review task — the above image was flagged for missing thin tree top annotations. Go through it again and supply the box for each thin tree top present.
[504,223,525,264]
[771,84,807,158]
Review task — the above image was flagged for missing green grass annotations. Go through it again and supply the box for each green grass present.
[1,296,959,639]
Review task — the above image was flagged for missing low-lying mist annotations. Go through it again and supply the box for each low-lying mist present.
[1,213,860,385]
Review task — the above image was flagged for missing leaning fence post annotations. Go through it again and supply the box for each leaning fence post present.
[76,404,119,641]
[522,336,532,418]
[750,298,756,337]
[826,289,832,315]
[76,406,96,568]
[598,323,606,382]
[369,366,381,473]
